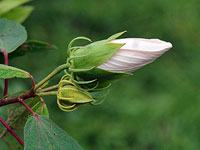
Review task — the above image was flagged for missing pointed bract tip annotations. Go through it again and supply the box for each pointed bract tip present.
[107,31,127,41]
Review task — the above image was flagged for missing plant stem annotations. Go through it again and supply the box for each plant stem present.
[0,117,24,146]
[3,50,8,97]
[35,64,69,91]
[40,84,59,92]
[0,88,35,107]
[18,100,36,116]
[37,91,57,96]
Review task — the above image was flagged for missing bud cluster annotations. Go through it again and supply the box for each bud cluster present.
[56,32,172,111]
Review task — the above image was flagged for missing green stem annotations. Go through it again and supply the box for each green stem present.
[40,84,59,92]
[35,64,69,91]
[37,91,57,96]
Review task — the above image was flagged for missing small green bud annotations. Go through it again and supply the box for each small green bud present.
[57,75,94,112]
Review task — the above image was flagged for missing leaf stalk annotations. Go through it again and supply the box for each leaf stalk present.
[0,117,24,146]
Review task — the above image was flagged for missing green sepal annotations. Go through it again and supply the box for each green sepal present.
[67,36,91,57]
[75,67,131,81]
[67,31,131,91]
[73,67,131,91]
[107,31,126,41]
[68,31,130,81]
[70,41,124,70]
[68,31,125,69]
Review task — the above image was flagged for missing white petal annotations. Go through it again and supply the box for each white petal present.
[111,38,172,52]
[97,38,172,73]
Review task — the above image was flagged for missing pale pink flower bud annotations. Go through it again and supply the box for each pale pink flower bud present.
[97,38,172,73]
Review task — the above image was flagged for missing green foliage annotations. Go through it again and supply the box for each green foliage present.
[0,94,49,150]
[0,131,23,150]
[0,40,57,63]
[1,0,199,150]
[0,0,33,23]
[11,40,57,59]
[0,19,27,53]
[0,0,31,15]
[20,0,199,149]
[7,96,49,130]
[0,64,30,79]
[24,115,83,150]
[1,6,34,23]
[31,100,49,118]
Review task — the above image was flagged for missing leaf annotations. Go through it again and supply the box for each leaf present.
[24,115,83,150]
[0,64,30,79]
[0,18,27,53]
[0,95,49,150]
[11,40,57,57]
[7,96,49,130]
[0,40,57,63]
[31,100,49,118]
[0,130,23,150]
[0,0,31,15]
[1,6,34,23]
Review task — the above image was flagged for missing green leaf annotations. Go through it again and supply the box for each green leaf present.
[7,96,49,130]
[0,64,30,79]
[0,40,57,63]
[1,6,34,23]
[0,96,24,150]
[24,115,83,150]
[12,40,57,57]
[0,131,23,150]
[0,19,27,53]
[31,100,49,118]
[0,94,49,150]
[0,0,31,15]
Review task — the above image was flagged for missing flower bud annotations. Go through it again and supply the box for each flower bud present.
[67,32,172,90]
[67,32,129,89]
[98,38,172,73]
[57,76,94,111]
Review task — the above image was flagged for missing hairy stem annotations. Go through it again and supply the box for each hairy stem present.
[0,117,24,146]
[35,64,69,91]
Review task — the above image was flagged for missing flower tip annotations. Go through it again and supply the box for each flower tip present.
[167,41,173,48]
[162,41,173,52]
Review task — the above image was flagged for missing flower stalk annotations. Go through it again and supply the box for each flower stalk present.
[37,91,57,96]
[34,64,69,91]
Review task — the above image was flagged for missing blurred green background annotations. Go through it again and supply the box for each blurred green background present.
[1,0,200,149]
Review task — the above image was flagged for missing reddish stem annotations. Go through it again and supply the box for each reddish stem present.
[0,117,24,146]
[19,100,36,116]
[0,88,35,107]
[3,50,8,97]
